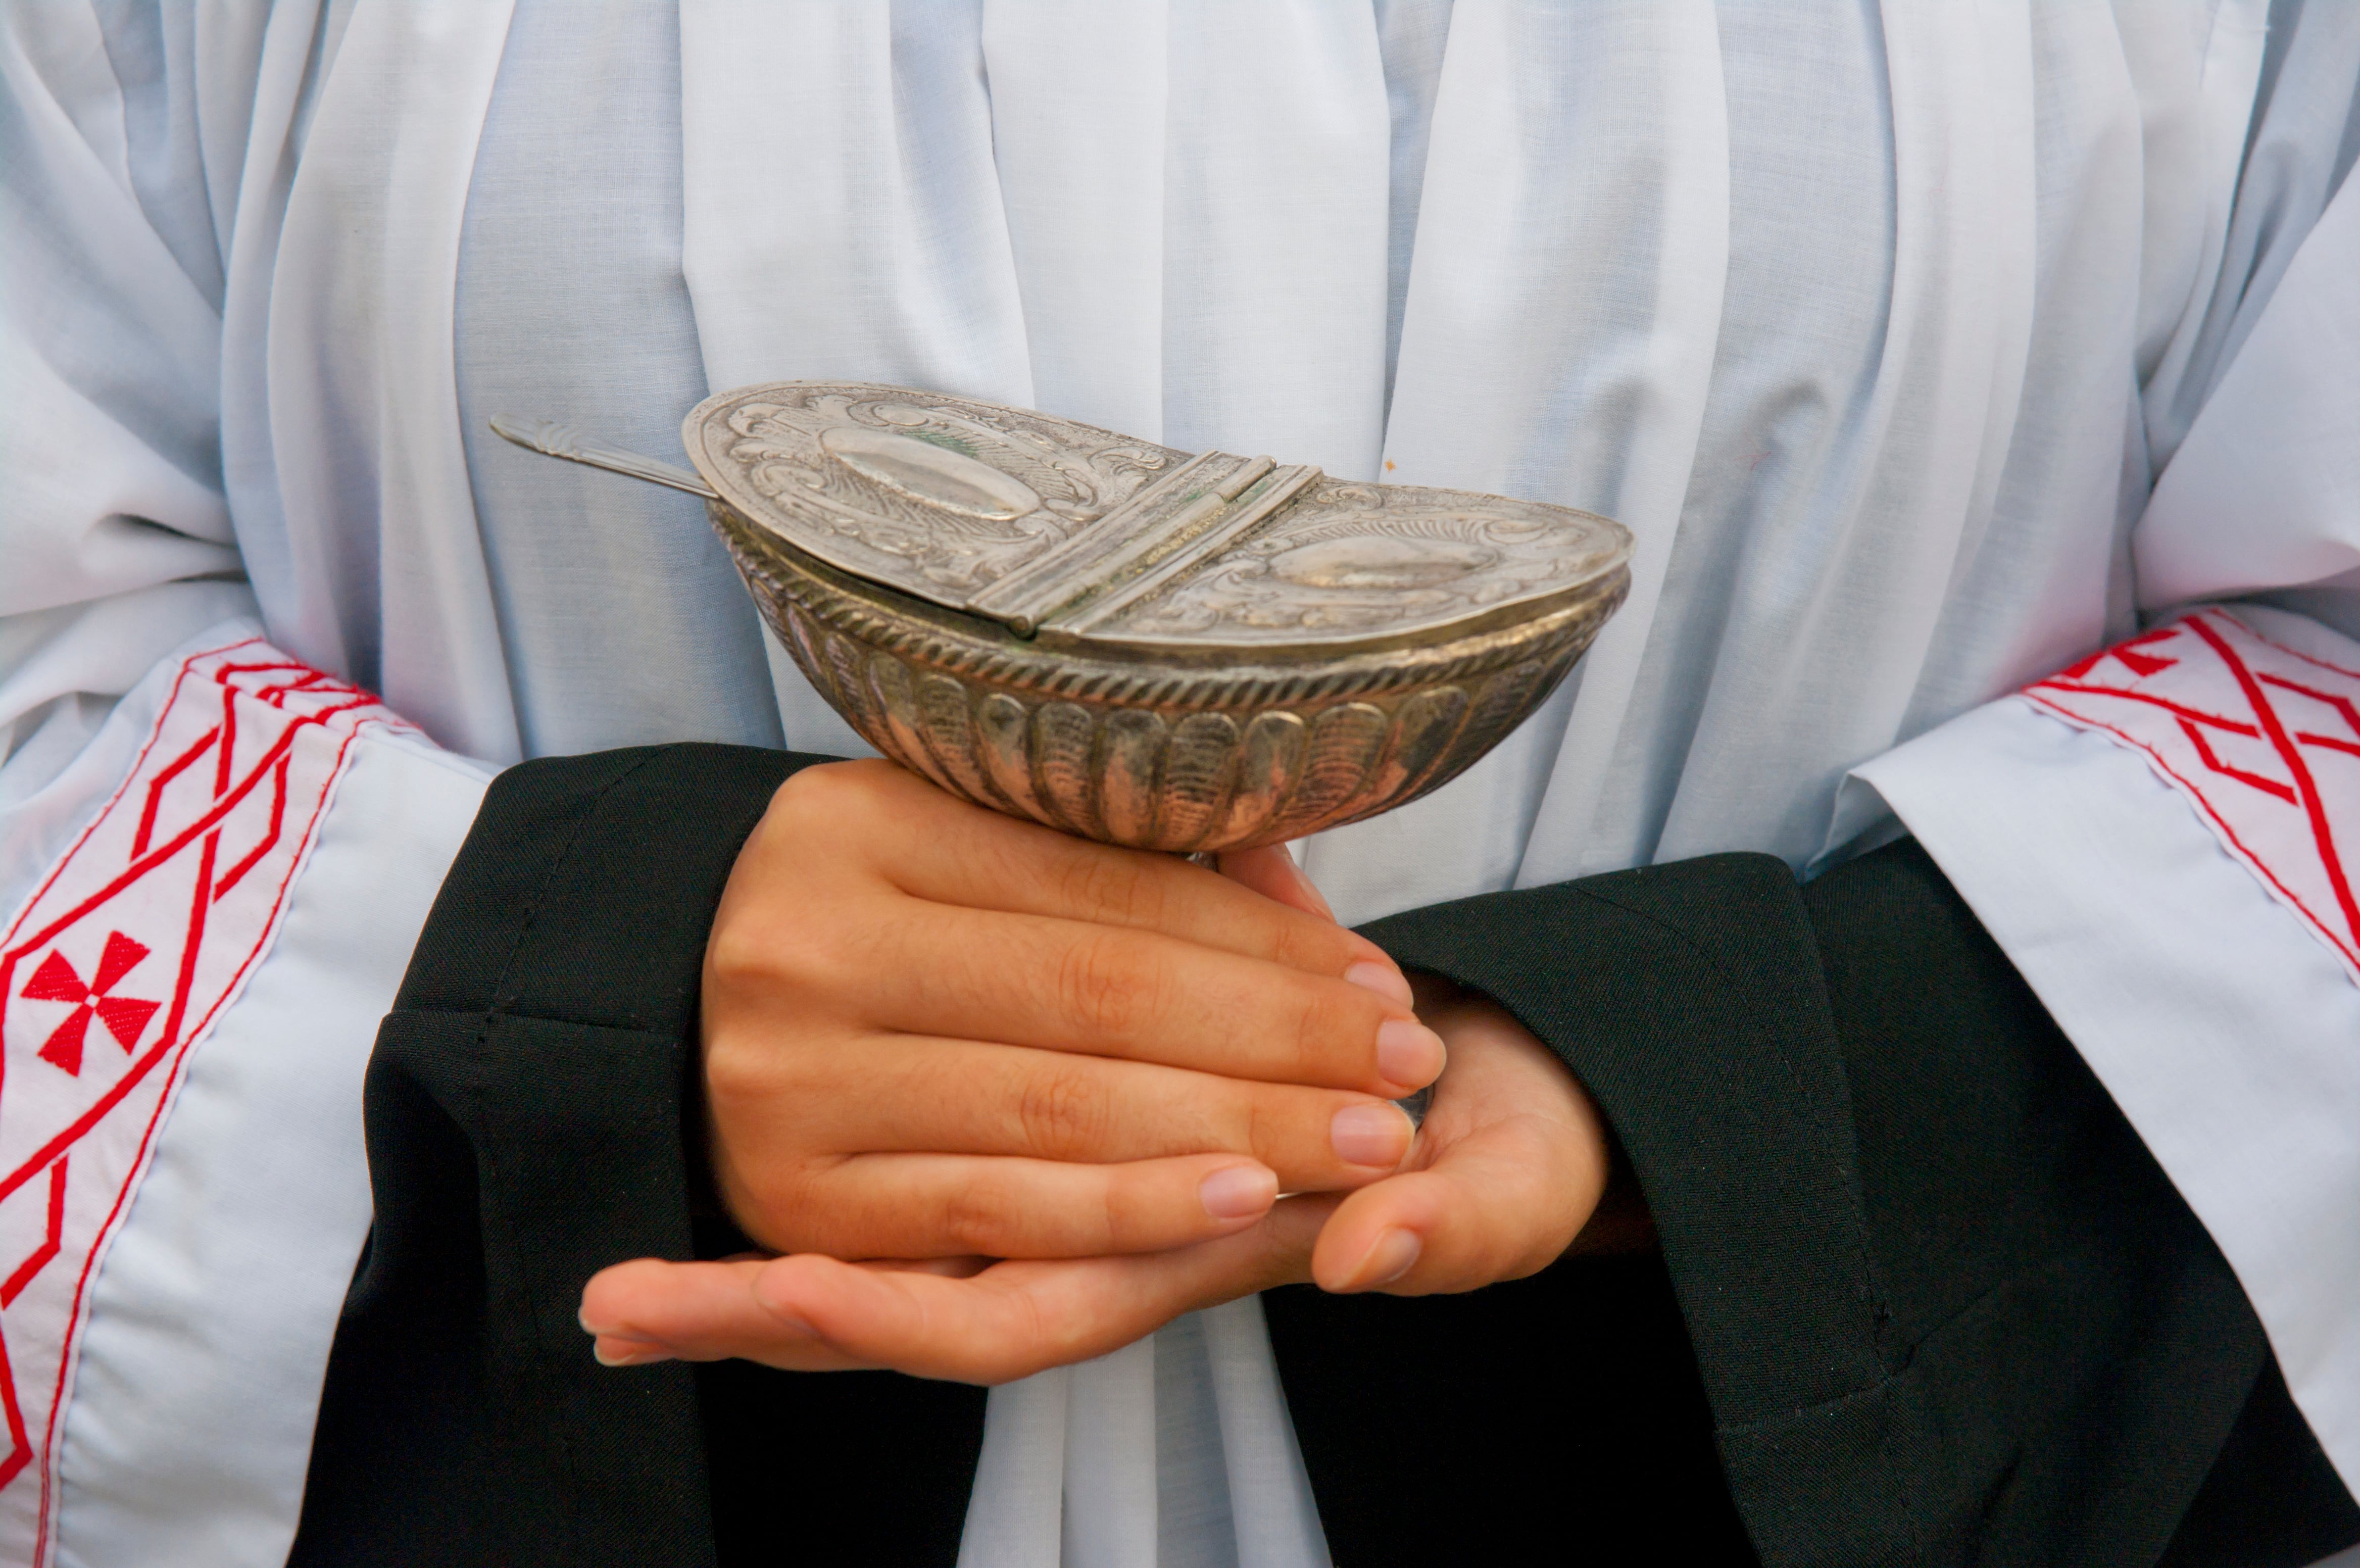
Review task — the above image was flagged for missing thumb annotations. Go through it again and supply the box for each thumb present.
[1310,1114,1607,1297]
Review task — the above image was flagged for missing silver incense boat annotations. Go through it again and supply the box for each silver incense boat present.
[494,382,1631,853]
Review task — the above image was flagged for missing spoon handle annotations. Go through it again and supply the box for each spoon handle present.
[487,414,717,499]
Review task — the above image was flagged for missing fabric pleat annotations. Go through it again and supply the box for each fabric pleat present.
[260,0,523,760]
[1059,1337,1161,1568]
[1301,0,1736,908]
[2130,0,2273,474]
[453,0,784,757]
[955,1364,1069,1567]
[680,1,1031,405]
[1642,0,2040,866]
[979,1,1169,441]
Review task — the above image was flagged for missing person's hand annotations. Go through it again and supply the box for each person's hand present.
[692,760,1442,1264]
[1178,854,1633,1294]
[1301,976,1629,1293]
[579,827,1626,1380]
[577,986,1618,1378]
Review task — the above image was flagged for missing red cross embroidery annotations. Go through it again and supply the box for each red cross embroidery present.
[0,637,411,1557]
[16,934,158,1079]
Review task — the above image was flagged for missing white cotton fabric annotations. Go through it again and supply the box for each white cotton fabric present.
[2141,165,2360,609]
[260,0,524,763]
[5,1,2359,1562]
[957,1297,1324,1568]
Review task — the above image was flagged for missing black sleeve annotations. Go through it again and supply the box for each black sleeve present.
[1267,839,2358,1568]
[288,744,986,1568]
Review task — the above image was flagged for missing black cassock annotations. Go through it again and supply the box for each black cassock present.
[284,745,2357,1567]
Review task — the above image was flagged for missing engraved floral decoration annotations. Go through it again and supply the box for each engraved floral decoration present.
[1099,481,1627,644]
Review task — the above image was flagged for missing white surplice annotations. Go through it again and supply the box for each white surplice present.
[4,3,2358,1564]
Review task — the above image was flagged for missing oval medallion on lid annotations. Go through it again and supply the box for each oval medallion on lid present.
[818,425,1044,521]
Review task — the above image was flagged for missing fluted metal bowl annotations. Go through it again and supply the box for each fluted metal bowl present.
[719,512,1624,851]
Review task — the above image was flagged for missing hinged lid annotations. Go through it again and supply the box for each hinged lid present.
[684,382,1628,653]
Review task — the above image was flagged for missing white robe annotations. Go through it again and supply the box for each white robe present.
[3,3,2357,1564]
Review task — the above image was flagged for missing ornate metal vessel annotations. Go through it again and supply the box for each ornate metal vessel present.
[493,382,1631,852]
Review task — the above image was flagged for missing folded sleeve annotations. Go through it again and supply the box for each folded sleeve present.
[289,743,989,1568]
[1264,842,2357,1568]
[1852,605,2360,1503]
[0,628,490,1568]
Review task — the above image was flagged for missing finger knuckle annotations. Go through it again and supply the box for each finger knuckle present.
[733,1167,823,1252]
[705,917,786,992]
[987,1290,1064,1384]
[702,1022,833,1128]
[1263,914,1351,974]
[1054,851,1168,929]
[1026,1287,1099,1371]
[937,1179,1019,1254]
[1097,1172,1161,1250]
[770,759,871,821]
[701,1031,772,1106]
[1013,1061,1114,1159]
[1049,932,1162,1039]
[1236,1085,1283,1166]
[714,899,884,1011]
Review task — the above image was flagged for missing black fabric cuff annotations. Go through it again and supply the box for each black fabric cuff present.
[291,744,802,1566]
[1333,840,2351,1567]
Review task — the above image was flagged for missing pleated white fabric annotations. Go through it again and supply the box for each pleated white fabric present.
[7,1,2360,1561]
[260,0,525,763]
[2142,163,2360,607]
[1337,0,1733,905]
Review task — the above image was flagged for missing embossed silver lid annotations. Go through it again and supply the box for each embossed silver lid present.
[680,381,1630,656]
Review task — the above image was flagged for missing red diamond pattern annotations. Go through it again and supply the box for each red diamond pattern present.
[2025,608,2360,981]
[0,637,408,1562]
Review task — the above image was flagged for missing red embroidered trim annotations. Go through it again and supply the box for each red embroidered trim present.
[2024,609,2360,983]
[0,638,406,1564]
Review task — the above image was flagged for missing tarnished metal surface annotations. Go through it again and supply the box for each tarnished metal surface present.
[495,381,1632,851]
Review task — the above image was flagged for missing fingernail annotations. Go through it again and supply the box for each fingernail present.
[594,1338,675,1367]
[578,1305,629,1338]
[1375,1018,1445,1090]
[1350,1228,1422,1290]
[1199,1163,1279,1219]
[1344,960,1414,1009]
[1330,1102,1412,1168]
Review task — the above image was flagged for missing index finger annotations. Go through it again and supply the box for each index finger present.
[578,1196,1335,1384]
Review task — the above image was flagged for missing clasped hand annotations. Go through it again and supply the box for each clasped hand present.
[581,761,1612,1382]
